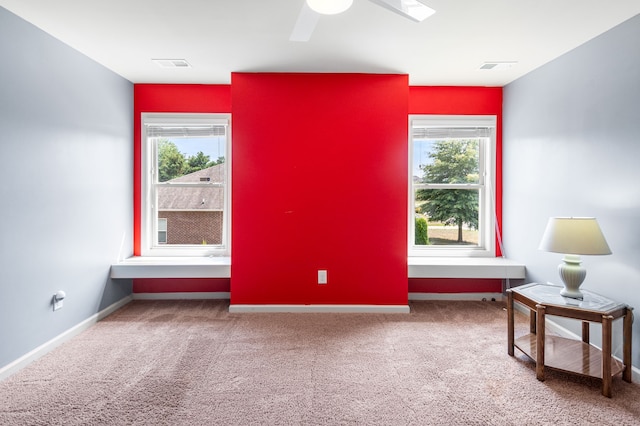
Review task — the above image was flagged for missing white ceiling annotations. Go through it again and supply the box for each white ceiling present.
[1,0,639,86]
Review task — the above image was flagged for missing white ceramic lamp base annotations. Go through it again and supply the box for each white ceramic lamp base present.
[558,254,586,300]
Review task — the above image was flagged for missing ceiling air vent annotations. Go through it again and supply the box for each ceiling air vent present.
[152,59,191,68]
[479,61,517,70]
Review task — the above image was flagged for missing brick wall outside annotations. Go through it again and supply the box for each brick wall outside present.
[159,211,223,245]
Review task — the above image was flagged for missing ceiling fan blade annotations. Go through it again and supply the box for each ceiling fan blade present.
[290,2,320,42]
[368,0,435,22]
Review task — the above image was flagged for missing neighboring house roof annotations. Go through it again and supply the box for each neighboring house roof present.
[158,163,225,211]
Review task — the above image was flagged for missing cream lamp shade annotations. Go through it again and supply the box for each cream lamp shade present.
[307,0,353,15]
[538,217,611,299]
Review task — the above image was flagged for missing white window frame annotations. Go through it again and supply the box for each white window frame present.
[141,113,231,257]
[409,115,497,258]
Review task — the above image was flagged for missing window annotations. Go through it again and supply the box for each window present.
[409,115,496,257]
[142,113,230,256]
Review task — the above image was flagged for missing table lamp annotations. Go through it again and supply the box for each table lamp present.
[538,217,612,300]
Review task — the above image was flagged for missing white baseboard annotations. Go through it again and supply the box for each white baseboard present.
[513,304,640,382]
[133,292,230,300]
[229,304,410,313]
[0,295,133,382]
[409,292,504,302]
[134,292,502,303]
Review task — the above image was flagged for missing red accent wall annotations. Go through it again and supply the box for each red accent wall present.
[133,84,232,293]
[133,278,230,293]
[409,86,502,115]
[408,278,502,294]
[408,86,504,293]
[131,81,504,298]
[230,73,409,305]
[409,86,503,255]
[133,84,232,256]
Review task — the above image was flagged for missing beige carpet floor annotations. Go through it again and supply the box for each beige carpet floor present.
[1,300,639,425]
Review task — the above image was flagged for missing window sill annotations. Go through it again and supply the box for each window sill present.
[408,257,525,279]
[110,256,525,280]
[110,256,231,279]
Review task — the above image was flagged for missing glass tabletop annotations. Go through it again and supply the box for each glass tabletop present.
[511,283,626,313]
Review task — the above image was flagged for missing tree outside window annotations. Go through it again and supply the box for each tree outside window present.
[158,139,225,182]
[416,139,479,244]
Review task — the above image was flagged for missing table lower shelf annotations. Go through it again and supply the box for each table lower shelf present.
[514,334,625,379]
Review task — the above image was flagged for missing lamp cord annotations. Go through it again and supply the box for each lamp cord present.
[487,169,510,291]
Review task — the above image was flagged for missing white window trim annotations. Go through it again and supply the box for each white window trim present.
[408,115,497,258]
[141,113,231,257]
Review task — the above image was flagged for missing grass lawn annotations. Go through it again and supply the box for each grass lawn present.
[426,227,478,245]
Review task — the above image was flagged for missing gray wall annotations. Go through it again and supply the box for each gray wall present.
[503,14,640,368]
[0,7,133,369]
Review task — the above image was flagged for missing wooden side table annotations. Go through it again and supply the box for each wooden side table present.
[507,283,633,397]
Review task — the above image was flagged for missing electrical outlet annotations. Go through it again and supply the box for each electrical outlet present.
[52,290,66,311]
[318,270,327,284]
[53,299,63,311]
